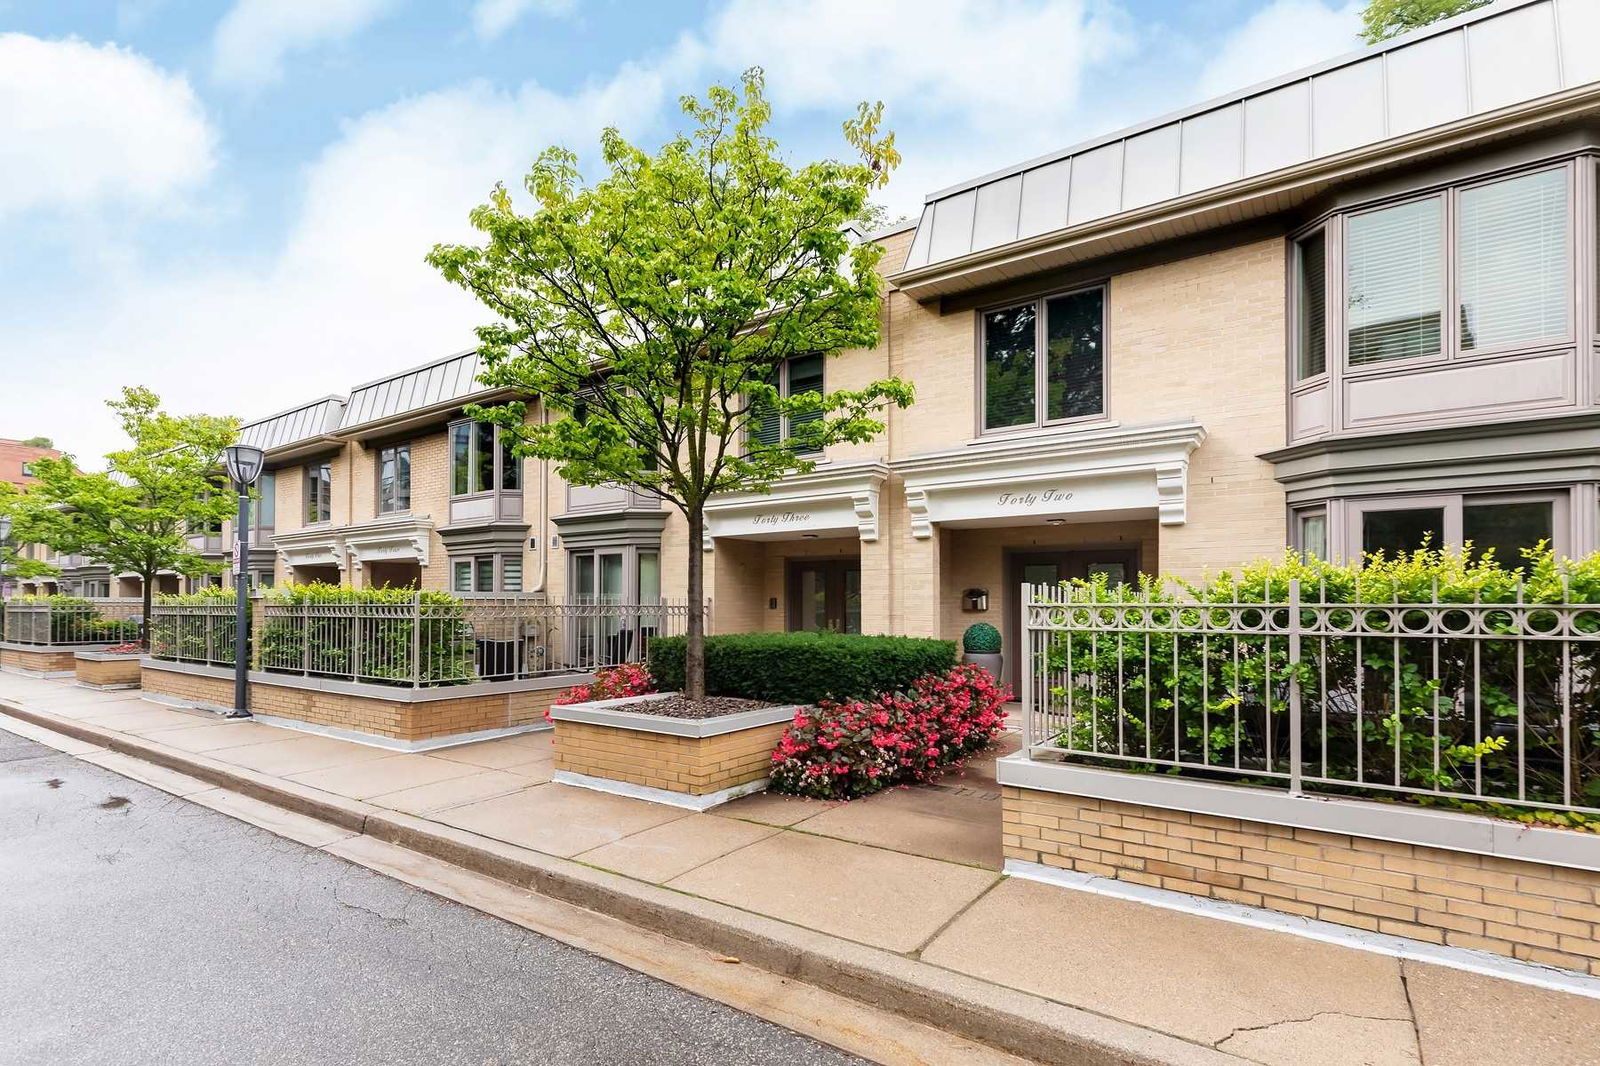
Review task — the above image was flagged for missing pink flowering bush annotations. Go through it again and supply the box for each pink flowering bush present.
[554,662,657,706]
[769,664,1010,800]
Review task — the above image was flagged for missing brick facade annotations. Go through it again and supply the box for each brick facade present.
[74,655,141,687]
[1002,786,1600,976]
[1,647,79,674]
[553,718,789,797]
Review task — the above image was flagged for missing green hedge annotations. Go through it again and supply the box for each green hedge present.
[150,588,238,663]
[647,632,957,705]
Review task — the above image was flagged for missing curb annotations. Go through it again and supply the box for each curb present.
[0,697,1243,1066]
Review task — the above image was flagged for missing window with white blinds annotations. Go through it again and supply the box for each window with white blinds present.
[1458,169,1569,352]
[1346,197,1443,366]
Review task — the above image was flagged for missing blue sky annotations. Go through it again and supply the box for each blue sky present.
[0,0,1369,463]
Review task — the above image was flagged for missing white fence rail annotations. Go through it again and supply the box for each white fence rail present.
[1022,580,1600,816]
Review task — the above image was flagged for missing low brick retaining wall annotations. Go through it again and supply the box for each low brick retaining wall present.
[141,660,569,749]
[74,653,142,689]
[1000,767,1600,977]
[551,696,799,808]
[2,643,117,677]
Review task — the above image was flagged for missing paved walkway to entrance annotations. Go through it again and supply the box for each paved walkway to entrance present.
[4,672,1599,1065]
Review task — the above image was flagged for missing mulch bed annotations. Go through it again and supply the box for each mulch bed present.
[607,694,779,720]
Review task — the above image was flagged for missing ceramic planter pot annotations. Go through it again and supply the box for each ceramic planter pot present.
[962,651,1003,681]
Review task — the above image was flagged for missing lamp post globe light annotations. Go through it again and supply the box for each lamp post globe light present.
[223,444,265,718]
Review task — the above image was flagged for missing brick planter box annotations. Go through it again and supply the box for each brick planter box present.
[141,659,569,751]
[74,652,143,689]
[999,756,1600,977]
[550,694,801,810]
[2,643,120,678]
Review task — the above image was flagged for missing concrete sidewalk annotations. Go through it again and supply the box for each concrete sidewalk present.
[4,672,1599,1065]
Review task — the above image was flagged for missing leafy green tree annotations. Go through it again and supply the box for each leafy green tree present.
[429,70,913,701]
[0,483,57,589]
[1359,0,1489,43]
[18,436,53,449]
[8,388,239,642]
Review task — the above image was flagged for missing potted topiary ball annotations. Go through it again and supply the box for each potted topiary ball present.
[962,622,1003,681]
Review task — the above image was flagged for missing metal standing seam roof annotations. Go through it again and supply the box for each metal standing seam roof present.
[902,0,1600,274]
[339,349,494,430]
[237,397,346,452]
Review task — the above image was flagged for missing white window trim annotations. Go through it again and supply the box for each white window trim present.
[377,443,412,516]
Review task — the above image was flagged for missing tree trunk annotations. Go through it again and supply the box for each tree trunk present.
[685,507,706,703]
[140,573,154,651]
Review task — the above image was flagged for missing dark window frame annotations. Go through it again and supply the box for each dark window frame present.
[449,420,522,499]
[377,443,412,515]
[304,462,332,525]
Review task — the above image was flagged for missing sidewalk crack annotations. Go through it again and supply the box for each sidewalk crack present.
[1400,960,1427,1066]
[1215,1009,1415,1054]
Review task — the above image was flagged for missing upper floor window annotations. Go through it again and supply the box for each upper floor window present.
[752,354,824,454]
[1295,165,1572,381]
[450,422,520,496]
[981,286,1105,433]
[256,472,275,531]
[377,444,411,514]
[305,462,331,524]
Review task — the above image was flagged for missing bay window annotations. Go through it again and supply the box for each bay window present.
[449,421,521,497]
[1294,163,1574,382]
[1353,493,1559,568]
[451,554,522,594]
[981,285,1105,432]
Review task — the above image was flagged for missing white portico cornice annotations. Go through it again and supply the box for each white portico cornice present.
[342,513,436,569]
[703,459,891,551]
[889,420,1207,538]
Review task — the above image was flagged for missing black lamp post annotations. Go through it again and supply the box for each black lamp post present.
[223,444,265,718]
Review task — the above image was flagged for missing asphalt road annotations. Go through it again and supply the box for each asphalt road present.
[0,728,865,1066]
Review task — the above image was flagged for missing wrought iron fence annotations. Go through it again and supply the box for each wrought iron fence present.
[253,596,695,687]
[1023,579,1600,816]
[0,597,143,646]
[148,603,239,666]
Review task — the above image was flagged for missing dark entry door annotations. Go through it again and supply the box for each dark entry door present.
[787,559,862,634]
[1005,548,1141,689]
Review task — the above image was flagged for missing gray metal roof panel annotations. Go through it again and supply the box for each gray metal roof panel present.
[339,349,493,430]
[904,0,1592,273]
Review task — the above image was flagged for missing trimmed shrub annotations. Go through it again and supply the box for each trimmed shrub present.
[554,663,657,707]
[3,594,139,644]
[962,622,1001,653]
[647,631,957,705]
[256,583,474,685]
[769,664,1010,800]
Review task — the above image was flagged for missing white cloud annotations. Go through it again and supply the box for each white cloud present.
[211,0,397,88]
[705,0,1134,131]
[470,0,578,41]
[1197,0,1363,99]
[0,63,677,463]
[0,34,215,218]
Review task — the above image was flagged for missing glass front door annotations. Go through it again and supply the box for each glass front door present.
[787,559,862,634]
[1007,548,1141,690]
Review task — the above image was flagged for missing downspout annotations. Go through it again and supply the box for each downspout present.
[529,402,550,594]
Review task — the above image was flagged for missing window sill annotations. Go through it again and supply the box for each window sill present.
[967,418,1119,448]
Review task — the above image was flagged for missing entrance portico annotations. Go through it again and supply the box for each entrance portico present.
[703,460,889,634]
[889,420,1206,644]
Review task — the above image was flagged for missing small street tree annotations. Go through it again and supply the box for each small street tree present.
[429,70,913,702]
[7,388,239,642]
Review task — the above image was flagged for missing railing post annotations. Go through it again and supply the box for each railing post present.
[1288,577,1303,798]
[410,592,422,689]
[350,601,362,683]
[1021,581,1034,761]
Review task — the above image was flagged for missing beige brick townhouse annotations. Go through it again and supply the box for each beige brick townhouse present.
[159,0,1600,692]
